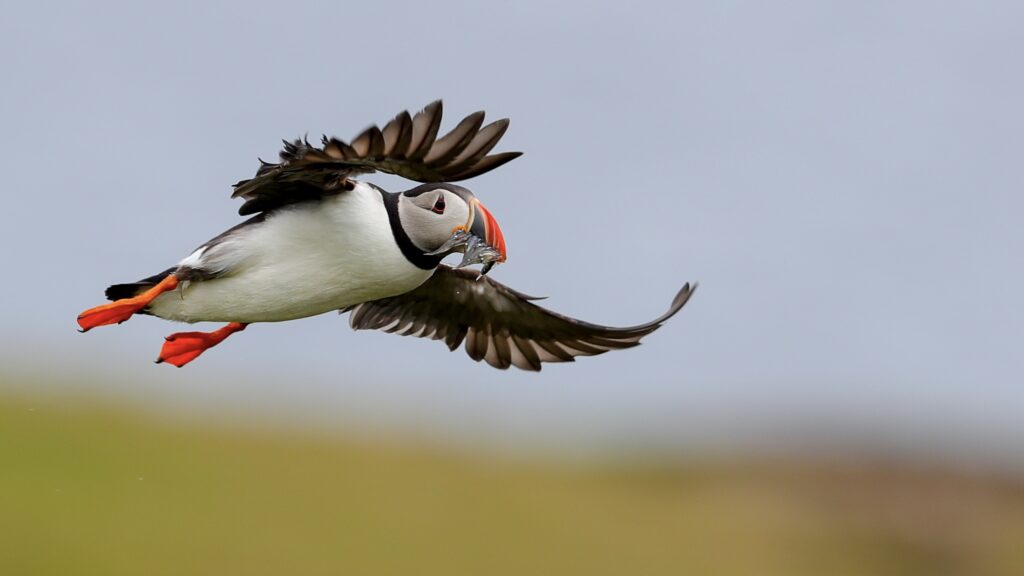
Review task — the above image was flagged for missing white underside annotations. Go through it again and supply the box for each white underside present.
[148,182,434,323]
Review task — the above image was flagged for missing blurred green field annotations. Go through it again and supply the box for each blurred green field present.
[0,390,1022,576]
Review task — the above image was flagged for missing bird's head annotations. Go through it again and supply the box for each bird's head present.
[398,183,507,274]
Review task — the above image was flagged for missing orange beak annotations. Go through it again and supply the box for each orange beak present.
[470,199,507,263]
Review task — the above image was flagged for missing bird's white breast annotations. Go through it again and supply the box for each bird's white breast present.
[149,182,434,323]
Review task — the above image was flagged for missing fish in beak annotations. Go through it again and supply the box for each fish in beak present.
[426,198,507,274]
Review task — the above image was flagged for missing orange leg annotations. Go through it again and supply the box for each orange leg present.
[156,322,247,368]
[77,275,180,332]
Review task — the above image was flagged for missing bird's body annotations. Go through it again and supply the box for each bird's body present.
[148,182,432,323]
[78,101,696,370]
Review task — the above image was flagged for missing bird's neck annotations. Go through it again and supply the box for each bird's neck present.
[378,187,444,270]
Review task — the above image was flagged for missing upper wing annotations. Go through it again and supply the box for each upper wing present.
[231,101,522,215]
[344,265,696,371]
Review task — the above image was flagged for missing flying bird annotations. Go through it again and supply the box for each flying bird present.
[77,101,696,370]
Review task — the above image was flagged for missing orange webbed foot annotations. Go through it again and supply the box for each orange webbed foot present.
[77,275,180,332]
[77,300,147,331]
[157,322,247,367]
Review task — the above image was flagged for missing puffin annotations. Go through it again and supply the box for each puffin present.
[77,101,696,370]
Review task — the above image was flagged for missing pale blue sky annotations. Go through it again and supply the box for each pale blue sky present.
[2,1,1021,466]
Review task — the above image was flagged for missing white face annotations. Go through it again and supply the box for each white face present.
[397,188,473,253]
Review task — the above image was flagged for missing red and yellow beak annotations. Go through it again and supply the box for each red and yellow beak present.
[469,198,507,263]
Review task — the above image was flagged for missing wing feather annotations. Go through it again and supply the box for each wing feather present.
[381,111,412,157]
[423,111,486,165]
[231,101,521,215]
[446,119,511,174]
[345,266,696,371]
[408,100,444,160]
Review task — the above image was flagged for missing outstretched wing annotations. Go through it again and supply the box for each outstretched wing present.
[232,101,522,215]
[344,265,696,371]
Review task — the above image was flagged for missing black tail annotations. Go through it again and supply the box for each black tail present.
[104,268,176,301]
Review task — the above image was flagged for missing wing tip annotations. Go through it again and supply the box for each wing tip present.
[671,282,697,312]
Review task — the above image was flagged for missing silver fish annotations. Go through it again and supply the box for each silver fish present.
[425,230,503,275]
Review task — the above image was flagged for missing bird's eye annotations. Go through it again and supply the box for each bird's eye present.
[431,196,446,214]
